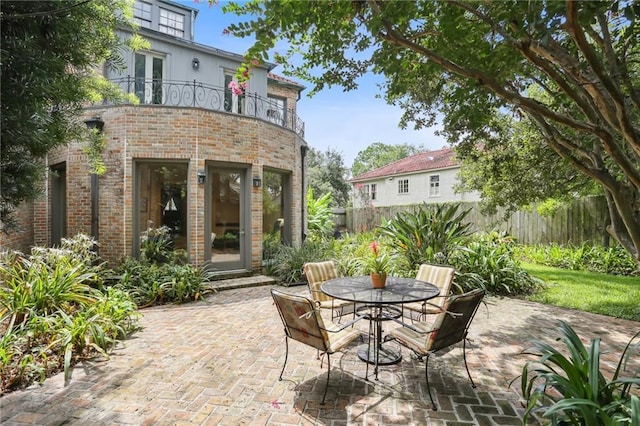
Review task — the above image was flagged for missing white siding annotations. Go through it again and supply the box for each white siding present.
[354,167,480,207]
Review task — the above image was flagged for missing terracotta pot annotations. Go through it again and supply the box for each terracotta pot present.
[370,272,387,289]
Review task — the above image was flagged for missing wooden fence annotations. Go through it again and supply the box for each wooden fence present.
[344,196,611,246]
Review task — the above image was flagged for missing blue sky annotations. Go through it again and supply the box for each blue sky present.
[185,1,447,168]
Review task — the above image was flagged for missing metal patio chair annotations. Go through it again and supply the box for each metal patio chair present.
[303,261,354,321]
[402,264,455,322]
[388,288,485,410]
[270,288,362,404]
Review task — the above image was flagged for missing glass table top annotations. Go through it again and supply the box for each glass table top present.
[321,275,439,305]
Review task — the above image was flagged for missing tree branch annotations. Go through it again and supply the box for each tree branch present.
[565,1,640,159]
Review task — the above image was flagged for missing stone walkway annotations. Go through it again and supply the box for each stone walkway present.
[1,283,638,425]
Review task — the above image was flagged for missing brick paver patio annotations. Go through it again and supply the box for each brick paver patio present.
[1,283,638,425]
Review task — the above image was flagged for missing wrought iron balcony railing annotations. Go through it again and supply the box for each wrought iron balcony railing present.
[107,77,305,138]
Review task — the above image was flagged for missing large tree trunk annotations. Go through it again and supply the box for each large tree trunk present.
[603,187,640,270]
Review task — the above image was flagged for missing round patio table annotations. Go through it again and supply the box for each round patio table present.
[321,275,439,379]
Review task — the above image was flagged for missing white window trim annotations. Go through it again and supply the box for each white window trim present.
[223,72,246,114]
[133,0,152,28]
[398,179,409,194]
[429,174,440,197]
[134,51,166,104]
[159,8,185,38]
[267,95,286,125]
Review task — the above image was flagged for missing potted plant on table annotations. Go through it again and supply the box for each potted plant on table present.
[364,241,390,288]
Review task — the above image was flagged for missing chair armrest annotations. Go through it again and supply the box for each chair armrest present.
[322,314,364,332]
[383,314,435,334]
[421,299,446,313]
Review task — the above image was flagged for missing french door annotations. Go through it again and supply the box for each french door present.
[207,165,249,270]
[134,52,164,104]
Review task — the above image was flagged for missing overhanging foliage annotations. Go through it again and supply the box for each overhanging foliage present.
[220,0,640,268]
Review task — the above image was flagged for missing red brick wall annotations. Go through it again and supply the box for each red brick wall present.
[40,105,305,269]
[0,202,35,254]
[267,81,300,117]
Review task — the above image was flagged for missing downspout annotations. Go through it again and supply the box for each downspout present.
[84,116,105,253]
[190,10,196,41]
[91,173,99,249]
[300,144,308,242]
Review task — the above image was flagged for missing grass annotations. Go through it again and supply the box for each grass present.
[522,262,640,322]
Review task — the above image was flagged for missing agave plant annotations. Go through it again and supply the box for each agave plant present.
[521,321,640,425]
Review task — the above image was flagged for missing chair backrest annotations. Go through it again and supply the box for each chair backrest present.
[425,288,485,353]
[271,288,329,352]
[303,261,339,303]
[415,264,455,297]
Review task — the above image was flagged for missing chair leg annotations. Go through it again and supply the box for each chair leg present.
[424,354,437,410]
[321,353,330,405]
[462,338,476,388]
[279,335,289,381]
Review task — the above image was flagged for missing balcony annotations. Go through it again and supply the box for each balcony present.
[106,77,305,138]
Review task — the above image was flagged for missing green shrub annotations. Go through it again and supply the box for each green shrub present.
[518,243,637,276]
[521,321,640,424]
[270,239,333,285]
[139,226,175,264]
[306,187,334,240]
[331,231,410,277]
[0,241,103,327]
[112,258,213,307]
[449,231,542,296]
[0,236,140,393]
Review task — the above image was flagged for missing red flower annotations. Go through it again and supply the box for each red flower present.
[370,241,379,256]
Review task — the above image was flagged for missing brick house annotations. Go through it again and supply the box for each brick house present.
[5,0,308,274]
[350,147,480,207]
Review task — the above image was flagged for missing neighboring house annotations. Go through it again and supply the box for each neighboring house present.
[350,147,480,207]
[8,0,308,274]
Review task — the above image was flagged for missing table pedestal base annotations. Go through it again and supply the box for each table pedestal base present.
[357,343,401,365]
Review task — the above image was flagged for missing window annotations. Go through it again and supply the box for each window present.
[135,163,188,255]
[159,8,185,37]
[267,95,286,125]
[370,183,377,200]
[398,179,409,194]
[262,170,292,253]
[224,73,245,114]
[430,175,440,197]
[134,53,164,104]
[50,163,67,246]
[133,1,152,28]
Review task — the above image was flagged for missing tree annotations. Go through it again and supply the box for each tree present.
[351,142,424,177]
[222,0,640,267]
[306,147,351,207]
[0,0,137,229]
[455,114,600,216]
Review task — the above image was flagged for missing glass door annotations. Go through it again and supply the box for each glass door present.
[51,163,67,246]
[209,166,247,270]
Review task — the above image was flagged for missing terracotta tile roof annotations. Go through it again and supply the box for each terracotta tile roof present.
[267,73,306,90]
[351,146,458,181]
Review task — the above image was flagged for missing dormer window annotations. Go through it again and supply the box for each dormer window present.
[133,1,152,28]
[159,8,185,38]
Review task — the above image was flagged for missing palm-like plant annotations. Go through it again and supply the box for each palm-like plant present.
[521,321,640,425]
[306,186,335,240]
[378,203,473,269]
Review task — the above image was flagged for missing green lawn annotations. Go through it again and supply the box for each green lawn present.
[522,262,640,322]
